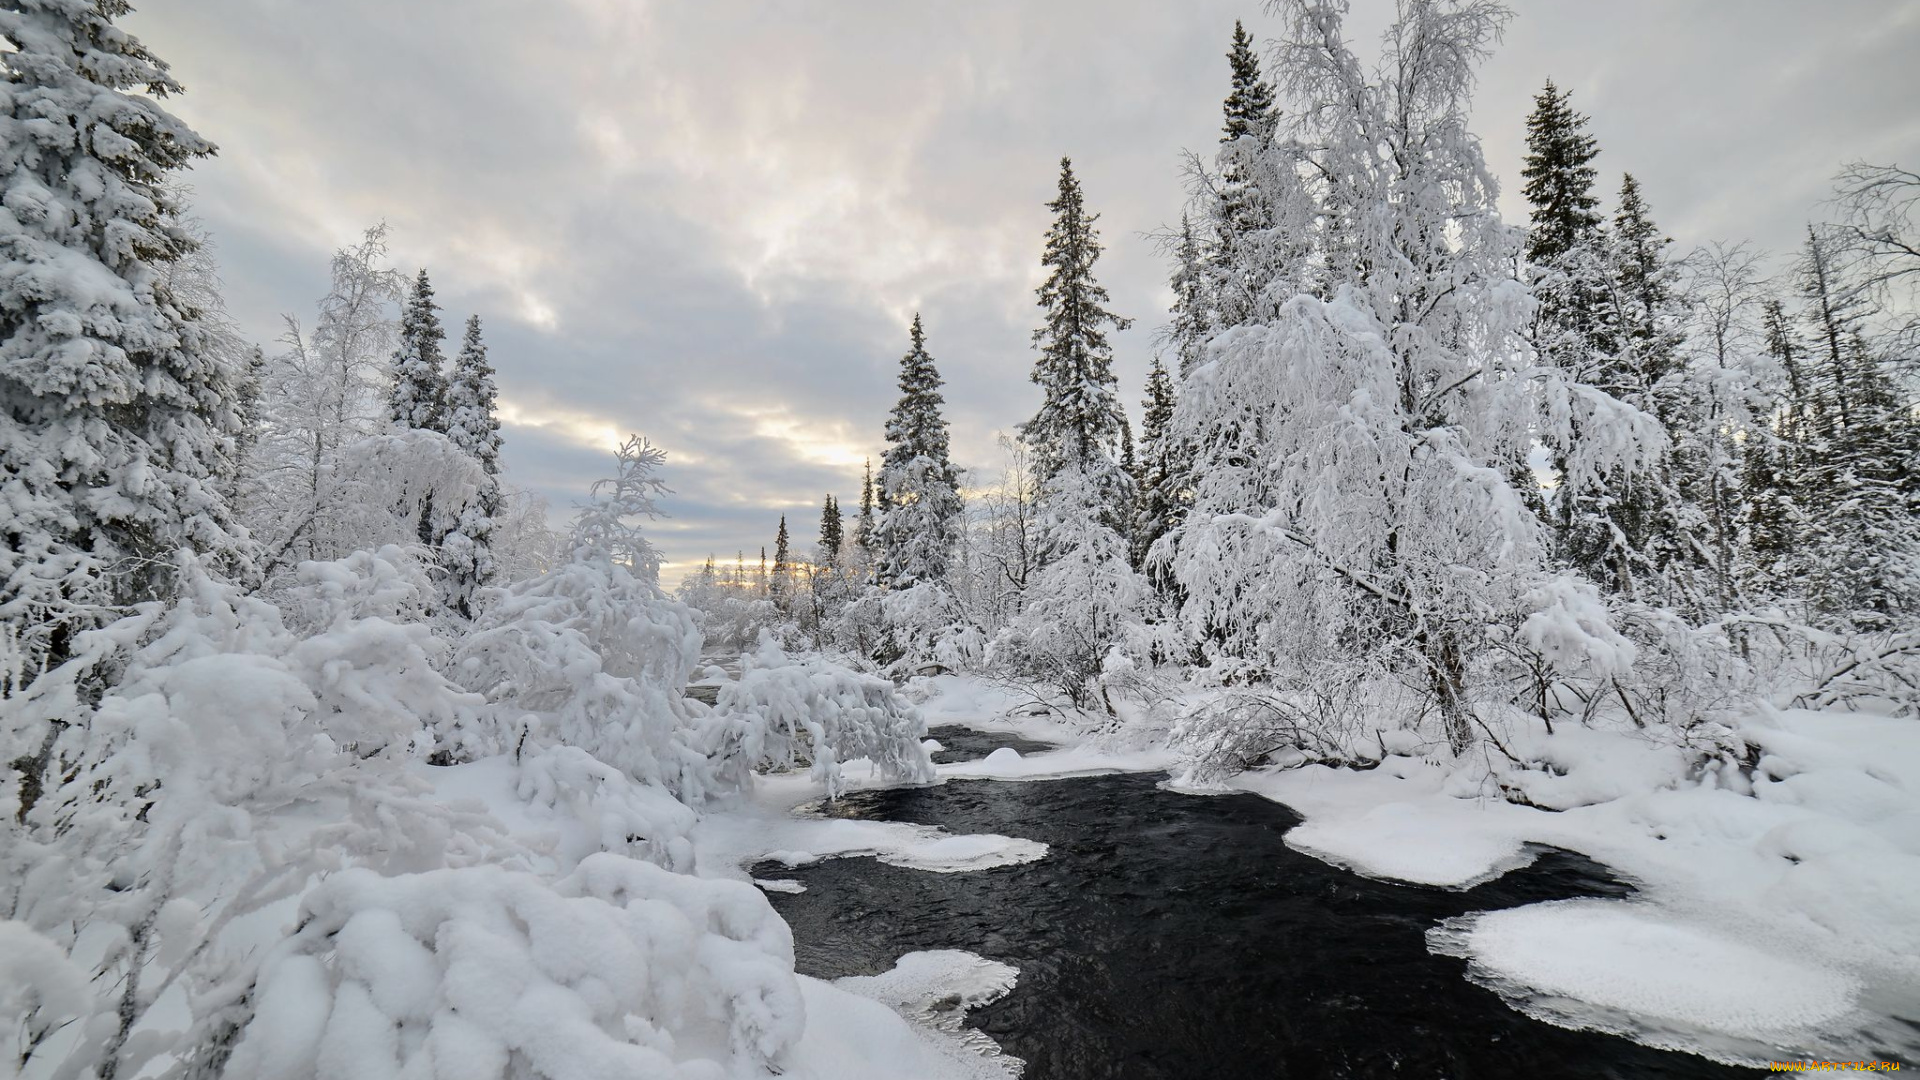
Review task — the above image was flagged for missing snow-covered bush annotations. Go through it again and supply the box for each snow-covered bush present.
[515,745,700,873]
[991,463,1149,712]
[227,854,804,1080]
[0,552,489,1080]
[455,437,718,798]
[710,636,935,797]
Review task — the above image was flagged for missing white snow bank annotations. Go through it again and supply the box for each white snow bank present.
[1233,755,1539,888]
[761,817,1048,874]
[1226,708,1920,1063]
[230,854,802,1079]
[1286,800,1537,888]
[830,950,1022,1073]
[786,966,1019,1080]
[938,742,1179,783]
[1431,900,1863,1061]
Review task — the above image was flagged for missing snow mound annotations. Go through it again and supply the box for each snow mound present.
[1431,900,1864,1062]
[755,878,807,894]
[1285,800,1535,888]
[939,743,1177,782]
[834,950,1022,1071]
[762,817,1047,874]
[230,854,803,1078]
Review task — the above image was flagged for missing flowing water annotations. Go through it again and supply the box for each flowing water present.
[757,725,1763,1079]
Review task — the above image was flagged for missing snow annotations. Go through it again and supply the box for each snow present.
[939,741,1180,783]
[706,808,1048,876]
[786,969,1019,1080]
[1225,705,1920,1064]
[1430,901,1862,1053]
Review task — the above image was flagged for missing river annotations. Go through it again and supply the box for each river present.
[755,725,1763,1079]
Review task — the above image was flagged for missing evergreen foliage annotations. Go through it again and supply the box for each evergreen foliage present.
[0,0,243,677]
[389,269,450,435]
[875,314,962,587]
[1022,158,1135,530]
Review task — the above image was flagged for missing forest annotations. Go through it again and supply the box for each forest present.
[2,0,1916,1077]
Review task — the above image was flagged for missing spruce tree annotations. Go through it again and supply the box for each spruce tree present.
[771,515,792,610]
[443,315,503,616]
[1520,80,1602,268]
[1022,157,1134,527]
[856,459,876,557]
[1222,20,1276,143]
[875,314,962,587]
[1001,160,1149,704]
[1167,213,1212,379]
[0,0,243,676]
[1792,227,1917,626]
[819,495,843,567]
[1207,23,1283,330]
[388,269,452,548]
[390,269,450,434]
[1131,356,1181,576]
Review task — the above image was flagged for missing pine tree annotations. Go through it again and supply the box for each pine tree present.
[1520,80,1602,268]
[819,495,843,567]
[856,459,876,558]
[390,269,450,434]
[771,515,792,610]
[1221,20,1276,143]
[1132,357,1181,576]
[1022,157,1135,529]
[1001,160,1148,705]
[442,315,503,616]
[0,0,243,677]
[1207,23,1284,329]
[1792,227,1917,626]
[875,314,963,587]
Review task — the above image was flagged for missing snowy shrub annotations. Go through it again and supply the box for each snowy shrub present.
[454,435,723,798]
[710,635,935,797]
[456,556,714,795]
[991,463,1149,712]
[0,553,492,1080]
[516,745,699,872]
[879,581,987,675]
[227,853,805,1080]
[1172,663,1430,778]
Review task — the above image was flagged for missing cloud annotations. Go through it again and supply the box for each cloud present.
[128,0,1920,584]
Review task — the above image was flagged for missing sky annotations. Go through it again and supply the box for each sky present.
[128,0,1920,585]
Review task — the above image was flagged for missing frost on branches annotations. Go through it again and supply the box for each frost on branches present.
[454,435,717,796]
[0,0,244,676]
[711,635,935,798]
[1169,0,1656,754]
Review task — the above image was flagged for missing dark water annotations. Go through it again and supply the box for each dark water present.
[925,724,1059,764]
[758,740,1764,1079]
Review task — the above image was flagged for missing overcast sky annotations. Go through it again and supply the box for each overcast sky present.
[130,0,1920,584]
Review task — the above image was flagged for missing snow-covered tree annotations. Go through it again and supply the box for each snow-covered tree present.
[818,494,843,567]
[247,225,404,581]
[1204,20,1285,330]
[388,269,449,435]
[855,458,876,561]
[441,314,502,618]
[874,314,962,587]
[770,514,792,611]
[1169,0,1655,753]
[1021,157,1135,523]
[1000,160,1149,705]
[0,0,244,679]
[1131,356,1181,578]
[1789,227,1917,627]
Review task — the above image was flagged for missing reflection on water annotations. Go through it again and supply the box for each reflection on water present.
[758,754,1759,1080]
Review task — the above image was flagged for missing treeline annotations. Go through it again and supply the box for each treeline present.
[688,3,1919,763]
